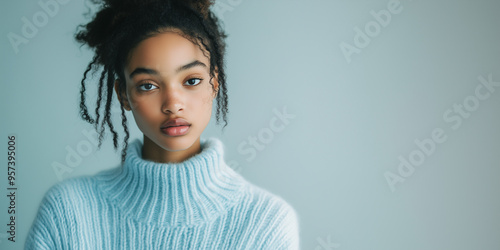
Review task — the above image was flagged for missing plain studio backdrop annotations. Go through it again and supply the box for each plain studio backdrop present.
[1,0,500,249]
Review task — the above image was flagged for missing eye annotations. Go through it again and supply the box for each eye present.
[185,78,203,86]
[138,82,158,92]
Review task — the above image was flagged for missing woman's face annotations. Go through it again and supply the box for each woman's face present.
[115,30,218,163]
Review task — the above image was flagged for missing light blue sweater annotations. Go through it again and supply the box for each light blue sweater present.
[25,137,300,249]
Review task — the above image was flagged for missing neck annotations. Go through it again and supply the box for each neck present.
[142,135,202,163]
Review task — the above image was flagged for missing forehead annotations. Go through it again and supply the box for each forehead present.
[125,31,209,76]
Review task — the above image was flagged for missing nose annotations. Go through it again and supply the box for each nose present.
[161,84,185,114]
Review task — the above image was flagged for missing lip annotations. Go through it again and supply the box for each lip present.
[161,125,190,136]
[161,118,191,128]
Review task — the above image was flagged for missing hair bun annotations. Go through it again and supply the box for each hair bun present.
[74,6,115,49]
[75,0,216,55]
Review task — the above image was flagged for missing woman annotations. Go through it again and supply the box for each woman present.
[25,0,300,249]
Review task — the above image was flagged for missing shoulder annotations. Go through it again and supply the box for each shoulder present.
[245,184,298,217]
[239,183,301,249]
[44,175,95,198]
[25,175,99,249]
[37,173,103,212]
[44,164,119,200]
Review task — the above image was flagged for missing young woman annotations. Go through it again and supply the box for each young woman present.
[25,0,300,249]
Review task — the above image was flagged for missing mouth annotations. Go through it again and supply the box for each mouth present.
[160,125,191,136]
[161,118,191,129]
[160,118,191,136]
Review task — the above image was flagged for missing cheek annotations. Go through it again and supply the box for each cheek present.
[199,91,214,112]
[126,93,141,110]
[129,92,158,112]
[201,84,215,106]
[130,98,158,127]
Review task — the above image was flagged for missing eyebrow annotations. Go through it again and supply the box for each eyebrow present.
[128,60,207,79]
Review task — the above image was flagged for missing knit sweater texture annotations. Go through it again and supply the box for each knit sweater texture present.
[25,137,300,249]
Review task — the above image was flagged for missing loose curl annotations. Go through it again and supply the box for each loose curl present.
[74,0,229,163]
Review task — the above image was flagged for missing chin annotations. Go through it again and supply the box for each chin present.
[157,135,196,151]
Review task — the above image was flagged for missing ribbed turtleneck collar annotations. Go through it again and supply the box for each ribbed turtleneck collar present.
[95,137,247,228]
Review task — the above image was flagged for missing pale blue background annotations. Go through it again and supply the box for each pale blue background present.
[1,0,500,249]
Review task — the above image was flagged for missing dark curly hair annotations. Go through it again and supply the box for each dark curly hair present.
[74,0,229,163]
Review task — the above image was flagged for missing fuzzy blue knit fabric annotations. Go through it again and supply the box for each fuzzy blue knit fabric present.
[25,137,300,249]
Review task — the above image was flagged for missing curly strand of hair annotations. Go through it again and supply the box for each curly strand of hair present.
[216,57,229,131]
[94,68,106,129]
[104,67,119,150]
[217,70,229,132]
[79,54,99,124]
[95,66,108,149]
[117,83,130,163]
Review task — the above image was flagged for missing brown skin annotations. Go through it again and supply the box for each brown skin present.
[114,30,219,163]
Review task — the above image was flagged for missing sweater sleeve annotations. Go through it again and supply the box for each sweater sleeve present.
[24,185,66,250]
[264,202,301,250]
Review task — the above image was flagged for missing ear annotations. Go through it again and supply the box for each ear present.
[114,79,131,111]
